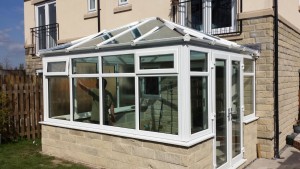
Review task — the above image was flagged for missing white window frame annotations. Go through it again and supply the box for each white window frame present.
[180,0,237,33]
[35,0,56,51]
[119,0,128,6]
[88,0,97,12]
[136,48,179,74]
[243,57,257,123]
[43,57,69,76]
[188,46,213,141]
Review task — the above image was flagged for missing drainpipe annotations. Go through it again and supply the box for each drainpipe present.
[97,0,101,32]
[273,0,280,159]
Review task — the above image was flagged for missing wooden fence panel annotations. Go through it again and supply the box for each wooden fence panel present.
[0,74,43,140]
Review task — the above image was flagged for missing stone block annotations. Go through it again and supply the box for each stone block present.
[132,146,155,159]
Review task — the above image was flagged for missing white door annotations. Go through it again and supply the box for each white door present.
[213,54,243,169]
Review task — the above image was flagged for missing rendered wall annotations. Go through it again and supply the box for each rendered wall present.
[42,125,213,169]
[100,0,171,30]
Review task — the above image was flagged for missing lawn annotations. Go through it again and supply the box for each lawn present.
[0,139,89,169]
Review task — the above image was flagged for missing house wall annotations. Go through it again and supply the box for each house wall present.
[229,16,275,159]
[278,20,300,150]
[100,0,171,30]
[42,125,213,169]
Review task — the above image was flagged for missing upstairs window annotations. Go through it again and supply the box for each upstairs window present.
[88,0,96,12]
[185,0,237,34]
[119,0,128,6]
[35,1,57,51]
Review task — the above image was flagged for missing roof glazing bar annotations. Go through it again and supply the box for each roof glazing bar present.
[66,29,107,52]
[131,26,160,46]
[95,18,156,48]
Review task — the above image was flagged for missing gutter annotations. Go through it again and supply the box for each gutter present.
[273,0,280,159]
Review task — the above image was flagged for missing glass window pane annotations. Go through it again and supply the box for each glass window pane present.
[244,59,254,73]
[73,78,99,124]
[244,76,254,116]
[72,57,98,74]
[140,54,174,69]
[90,0,96,10]
[139,76,178,135]
[49,3,56,24]
[102,54,134,73]
[212,0,232,29]
[47,62,66,72]
[187,0,203,31]
[191,76,208,134]
[48,77,70,120]
[190,51,207,72]
[103,77,135,129]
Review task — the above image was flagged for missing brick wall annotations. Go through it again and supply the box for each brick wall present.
[42,125,213,169]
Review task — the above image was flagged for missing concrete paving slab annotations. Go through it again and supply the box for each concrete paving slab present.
[246,146,300,169]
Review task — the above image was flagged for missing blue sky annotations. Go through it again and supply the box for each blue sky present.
[0,1,24,68]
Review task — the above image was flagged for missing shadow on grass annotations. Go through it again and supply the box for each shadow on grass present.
[0,139,89,169]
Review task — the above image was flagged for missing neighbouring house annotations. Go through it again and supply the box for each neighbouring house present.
[24,0,300,169]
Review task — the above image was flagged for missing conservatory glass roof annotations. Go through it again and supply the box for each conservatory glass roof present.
[39,17,259,57]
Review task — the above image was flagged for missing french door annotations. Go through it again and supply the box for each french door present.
[213,54,243,169]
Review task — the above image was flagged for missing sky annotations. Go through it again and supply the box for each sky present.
[0,1,24,68]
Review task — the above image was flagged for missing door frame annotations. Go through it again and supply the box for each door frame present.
[212,52,244,169]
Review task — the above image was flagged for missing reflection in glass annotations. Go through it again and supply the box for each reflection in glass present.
[102,54,134,73]
[103,77,135,129]
[190,51,207,72]
[191,77,208,134]
[48,77,70,120]
[232,61,241,158]
[187,0,203,31]
[72,57,98,74]
[244,76,254,116]
[216,59,227,167]
[73,78,99,124]
[244,59,254,73]
[140,54,174,69]
[139,76,178,135]
[47,62,66,72]
[212,0,232,29]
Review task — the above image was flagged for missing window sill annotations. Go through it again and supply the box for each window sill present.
[243,116,259,124]
[84,11,98,20]
[114,4,132,14]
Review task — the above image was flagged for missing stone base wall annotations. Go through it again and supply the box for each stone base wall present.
[25,54,42,74]
[239,121,258,168]
[42,125,213,169]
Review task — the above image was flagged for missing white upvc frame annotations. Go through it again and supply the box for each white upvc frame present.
[188,46,213,141]
[43,57,69,76]
[35,0,56,51]
[136,48,179,74]
[118,0,128,6]
[87,0,97,12]
[42,45,253,147]
[243,56,257,123]
[212,51,245,169]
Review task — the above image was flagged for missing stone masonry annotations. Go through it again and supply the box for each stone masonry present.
[42,125,213,169]
[228,16,300,158]
[25,54,42,74]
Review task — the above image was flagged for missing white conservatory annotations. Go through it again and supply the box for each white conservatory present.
[40,17,259,169]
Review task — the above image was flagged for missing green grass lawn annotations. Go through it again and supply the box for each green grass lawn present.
[0,139,89,169]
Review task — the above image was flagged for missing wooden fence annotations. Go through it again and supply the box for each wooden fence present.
[0,75,43,140]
